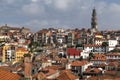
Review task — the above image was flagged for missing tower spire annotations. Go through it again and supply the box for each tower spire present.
[91,7,98,33]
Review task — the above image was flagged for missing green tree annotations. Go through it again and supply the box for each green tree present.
[88,52,94,61]
[110,48,120,52]
[28,41,38,52]
[102,42,108,53]
[76,44,83,48]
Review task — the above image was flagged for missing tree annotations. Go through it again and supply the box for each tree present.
[110,48,120,52]
[63,54,66,58]
[76,44,84,50]
[28,41,38,52]
[79,56,83,61]
[58,53,63,58]
[88,52,94,61]
[76,44,83,48]
[102,42,108,53]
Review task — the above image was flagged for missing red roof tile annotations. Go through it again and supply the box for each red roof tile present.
[0,69,20,80]
[67,48,81,56]
[91,54,106,61]
[84,68,102,74]
[106,53,120,56]
[71,60,89,67]
[108,62,119,67]
[16,47,28,52]
[57,70,79,80]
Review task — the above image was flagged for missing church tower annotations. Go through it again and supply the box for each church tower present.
[91,8,98,33]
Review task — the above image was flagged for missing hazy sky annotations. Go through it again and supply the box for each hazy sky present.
[0,0,120,32]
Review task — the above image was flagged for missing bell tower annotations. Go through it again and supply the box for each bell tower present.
[91,8,98,33]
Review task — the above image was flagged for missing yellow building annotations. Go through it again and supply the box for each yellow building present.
[2,45,10,62]
[15,47,28,62]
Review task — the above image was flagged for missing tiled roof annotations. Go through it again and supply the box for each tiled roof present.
[0,66,12,71]
[84,68,102,74]
[0,69,20,80]
[57,70,79,80]
[91,54,106,61]
[108,62,119,67]
[37,29,48,34]
[55,57,67,62]
[75,34,80,39]
[16,47,28,52]
[41,68,56,76]
[67,48,82,56]
[48,65,64,70]
[98,63,107,67]
[24,40,31,45]
[106,53,120,56]
[71,60,89,67]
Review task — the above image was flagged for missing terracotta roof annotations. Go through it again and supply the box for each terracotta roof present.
[108,62,119,67]
[24,40,31,45]
[67,48,82,56]
[37,29,48,34]
[41,68,56,76]
[55,57,67,62]
[75,34,80,39]
[0,66,12,71]
[84,68,102,74]
[71,60,89,67]
[106,53,120,56]
[57,70,79,80]
[16,47,28,52]
[91,54,106,61]
[48,65,64,70]
[99,63,107,67]
[0,69,20,80]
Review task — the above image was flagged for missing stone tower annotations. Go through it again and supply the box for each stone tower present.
[24,53,32,80]
[91,8,98,34]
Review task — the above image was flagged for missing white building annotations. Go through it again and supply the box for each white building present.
[91,54,107,66]
[70,61,93,76]
[80,50,89,59]
[84,44,105,53]
[108,39,118,51]
[106,53,120,60]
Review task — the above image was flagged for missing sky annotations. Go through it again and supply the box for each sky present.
[0,0,120,32]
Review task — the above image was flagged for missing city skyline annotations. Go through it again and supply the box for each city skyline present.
[0,0,120,32]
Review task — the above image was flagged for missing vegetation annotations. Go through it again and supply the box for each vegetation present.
[102,42,108,53]
[76,44,84,48]
[28,41,38,52]
[110,48,120,52]
[88,52,94,61]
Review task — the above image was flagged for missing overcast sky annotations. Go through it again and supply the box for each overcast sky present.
[0,0,120,32]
